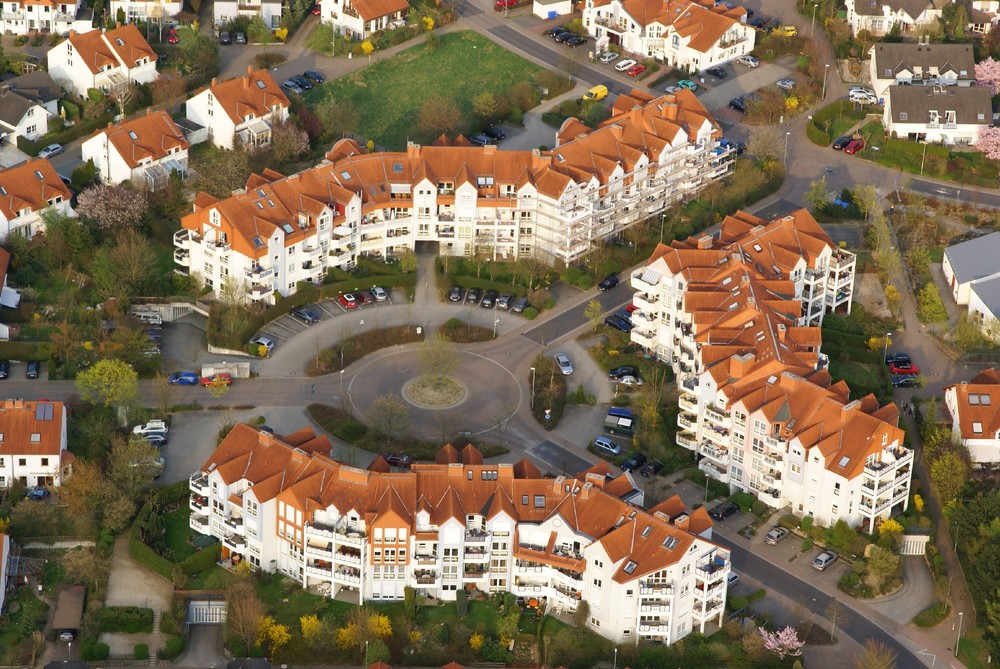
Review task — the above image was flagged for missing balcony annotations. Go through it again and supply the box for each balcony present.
[306,564,332,578]
[190,514,208,531]
[333,519,366,544]
[224,515,244,532]
[173,249,190,266]
[465,529,489,542]
[763,471,782,486]
[704,405,728,424]
[764,454,783,468]
[190,494,208,512]
[638,623,670,633]
[593,15,631,33]
[696,551,730,580]
[463,564,488,577]
[173,228,195,249]
[699,459,728,481]
[677,431,698,449]
[223,534,246,551]
[679,393,698,412]
[464,547,489,560]
[190,472,208,495]
[245,265,274,281]
[633,292,658,311]
[703,425,730,443]
[416,553,437,565]
[693,599,725,619]
[832,251,856,270]
[632,329,656,349]
[630,269,659,293]
[334,567,361,583]
[678,412,698,431]
[415,570,437,584]
[639,603,670,613]
[306,543,333,558]
[335,549,362,565]
[700,442,729,462]
[765,436,786,451]
[639,582,673,597]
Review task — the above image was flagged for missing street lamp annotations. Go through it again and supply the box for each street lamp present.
[613,647,618,669]
[955,611,964,657]
[784,132,791,162]
[882,333,891,363]
[340,369,345,396]
[659,212,667,244]
[811,3,818,37]
[530,367,536,409]
[494,317,501,338]
[822,63,830,100]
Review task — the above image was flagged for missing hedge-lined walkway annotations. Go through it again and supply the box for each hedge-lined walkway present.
[102,534,174,659]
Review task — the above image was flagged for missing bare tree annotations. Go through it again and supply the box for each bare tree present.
[825,598,850,642]
[368,394,411,442]
[227,581,264,654]
[418,337,460,379]
[489,399,516,445]
[747,125,784,163]
[107,434,162,502]
[152,372,178,417]
[853,639,898,669]
[109,81,135,117]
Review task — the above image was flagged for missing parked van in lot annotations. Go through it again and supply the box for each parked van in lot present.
[583,85,608,101]
[131,309,163,325]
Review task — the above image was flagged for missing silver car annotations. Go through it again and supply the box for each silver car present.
[812,551,838,571]
[38,143,63,158]
[555,354,573,375]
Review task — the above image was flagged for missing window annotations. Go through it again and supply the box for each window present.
[19,458,26,466]
[973,421,983,434]
[30,433,40,443]
[533,495,545,508]
[41,457,49,466]
[521,495,528,505]
[834,482,840,496]
[899,112,908,121]
[592,578,602,588]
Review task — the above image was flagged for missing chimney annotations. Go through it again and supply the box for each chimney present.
[448,463,464,477]
[553,475,565,493]
[730,352,755,380]
[116,21,121,28]
[697,235,713,249]
[146,107,152,116]
[673,514,690,532]
[211,77,217,87]
[579,481,592,500]
[69,29,75,37]
[247,65,254,75]
[777,323,787,342]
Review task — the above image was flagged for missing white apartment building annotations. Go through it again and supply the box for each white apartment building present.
[944,369,1000,464]
[47,24,159,98]
[582,0,755,73]
[0,0,91,35]
[191,424,733,645]
[868,41,974,100]
[318,0,409,40]
[109,0,183,22]
[212,0,281,28]
[0,400,70,489]
[630,210,910,531]
[81,108,190,189]
[175,88,735,303]
[0,158,75,240]
[184,67,290,150]
[843,0,944,35]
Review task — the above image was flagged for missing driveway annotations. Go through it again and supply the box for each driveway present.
[100,535,174,658]
[174,625,226,669]
[867,556,936,625]
[696,57,796,111]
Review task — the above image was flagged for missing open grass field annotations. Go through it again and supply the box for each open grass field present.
[306,31,550,149]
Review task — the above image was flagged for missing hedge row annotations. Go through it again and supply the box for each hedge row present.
[93,606,154,633]
[181,542,221,575]
[0,342,52,361]
[17,111,115,156]
[129,480,203,581]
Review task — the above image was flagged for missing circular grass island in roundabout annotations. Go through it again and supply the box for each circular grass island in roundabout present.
[402,375,468,409]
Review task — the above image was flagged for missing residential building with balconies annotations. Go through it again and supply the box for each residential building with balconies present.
[318,0,409,40]
[582,0,755,73]
[81,109,190,189]
[190,425,729,646]
[213,0,281,27]
[0,0,90,36]
[184,67,290,150]
[110,0,183,22]
[48,24,158,98]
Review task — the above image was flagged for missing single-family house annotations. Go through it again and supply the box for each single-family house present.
[184,67,290,150]
[110,0,184,22]
[0,0,92,35]
[318,0,409,40]
[945,369,1000,464]
[582,0,755,73]
[81,108,190,189]
[942,231,1000,304]
[844,0,944,35]
[0,71,61,143]
[0,248,21,341]
[0,159,75,240]
[213,0,282,28]
[0,399,70,489]
[533,0,572,19]
[883,84,991,144]
[969,0,1000,33]
[48,24,159,98]
[868,41,974,99]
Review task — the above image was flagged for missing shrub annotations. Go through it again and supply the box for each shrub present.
[914,602,950,627]
[521,306,539,320]
[93,606,154,633]
[134,643,150,660]
[180,543,221,575]
[160,636,185,661]
[750,500,768,516]
[729,492,756,512]
[799,516,813,531]
[81,642,110,661]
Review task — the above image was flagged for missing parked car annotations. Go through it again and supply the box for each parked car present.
[495,0,517,7]
[583,85,609,101]
[339,293,359,308]
[167,27,179,43]
[599,51,620,63]
[889,361,920,375]
[892,375,920,387]
[235,31,247,44]
[626,63,646,77]
[736,55,759,67]
[497,292,515,309]
[311,4,321,13]
[483,126,506,141]
[383,453,414,468]
[290,75,313,90]
[134,419,168,435]
[709,501,739,520]
[141,432,167,446]
[26,360,40,379]
[219,31,232,44]
[706,66,727,78]
[555,354,573,375]
[812,551,839,571]
[598,274,619,291]
[604,314,632,332]
[512,296,531,313]
[749,16,768,28]
[0,359,8,379]
[566,35,587,47]
[831,135,852,150]
[372,286,388,302]
[618,375,643,386]
[553,30,575,43]
[281,80,304,94]
[58,630,75,641]
[665,85,683,94]
[292,307,320,323]
[677,79,698,91]
[773,25,797,36]
[849,89,878,105]
[729,96,748,113]
[609,365,639,379]
[250,335,275,354]
[615,58,638,72]
[765,526,790,545]
[26,486,50,500]
[885,352,911,365]
[201,373,233,387]
[466,287,482,304]
[449,286,464,302]
[594,436,622,456]
[639,461,663,477]
[720,138,746,154]
[545,26,569,37]
[843,138,865,154]
[169,371,199,385]
[304,70,325,83]
[481,289,499,308]
[727,572,741,586]
[38,144,63,158]
[621,452,647,472]
[776,78,796,91]
[469,134,494,147]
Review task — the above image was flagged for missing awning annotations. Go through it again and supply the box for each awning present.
[246,120,270,136]
[0,285,20,308]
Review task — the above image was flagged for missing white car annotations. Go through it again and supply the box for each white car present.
[615,59,637,72]
[372,286,388,302]
[38,143,63,158]
[555,354,573,375]
[665,85,682,94]
[250,335,275,354]
[133,419,168,435]
[776,78,795,91]
[849,86,875,97]
[736,55,759,67]
[727,572,741,586]
[599,51,620,63]
[849,90,878,105]
[619,375,643,386]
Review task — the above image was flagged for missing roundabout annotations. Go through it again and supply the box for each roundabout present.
[348,347,522,439]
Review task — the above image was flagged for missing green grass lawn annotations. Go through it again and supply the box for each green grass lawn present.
[163,506,198,562]
[305,31,551,149]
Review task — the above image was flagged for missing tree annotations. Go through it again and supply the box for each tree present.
[318,98,360,140]
[853,639,898,669]
[396,247,417,273]
[419,337,460,378]
[248,15,273,44]
[257,616,291,657]
[367,394,411,442]
[824,598,850,641]
[917,283,949,323]
[930,450,970,503]
[472,91,499,122]
[802,175,832,212]
[584,299,604,331]
[192,146,251,199]
[746,124,784,163]
[91,229,159,300]
[76,184,149,230]
[976,57,1000,94]
[227,581,264,655]
[107,434,161,502]
[109,81,135,118]
[335,607,393,653]
[76,358,139,416]
[177,27,220,84]
[758,626,804,660]
[50,320,81,369]
[417,97,461,138]
[854,184,880,221]
[974,126,1000,160]
[269,120,310,164]
[866,545,901,581]
[63,547,111,596]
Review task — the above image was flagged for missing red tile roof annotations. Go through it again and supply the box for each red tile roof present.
[0,399,65,456]
[91,109,189,170]
[67,24,156,75]
[0,159,72,221]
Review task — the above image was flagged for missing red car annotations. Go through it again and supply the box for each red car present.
[843,138,865,154]
[167,28,178,44]
[625,303,639,313]
[311,4,321,13]
[889,361,919,375]
[626,63,646,77]
[339,293,359,309]
[201,373,233,387]
[495,0,517,6]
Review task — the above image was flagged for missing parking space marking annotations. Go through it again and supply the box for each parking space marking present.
[269,319,301,334]
[258,329,287,342]
[315,301,339,318]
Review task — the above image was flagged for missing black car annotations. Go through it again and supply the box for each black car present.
[469,134,493,147]
[709,501,739,520]
[729,96,748,113]
[26,360,39,379]
[466,287,482,304]
[290,75,313,90]
[605,315,632,332]
[235,31,247,44]
[0,359,9,379]
[621,452,647,472]
[483,126,506,141]
[885,352,911,365]
[706,66,727,79]
[359,290,375,305]
[304,70,326,83]
[720,138,745,154]
[481,289,499,308]
[383,453,414,468]
[449,286,464,302]
[219,30,232,44]
[512,296,530,313]
[597,274,619,291]
[545,26,568,36]
[764,18,782,32]
[832,136,852,150]
[609,365,639,379]
[497,292,515,309]
[566,35,587,47]
[554,30,575,43]
[640,461,663,477]
[892,375,920,388]
[292,307,320,323]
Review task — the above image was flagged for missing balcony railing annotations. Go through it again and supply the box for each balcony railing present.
[679,393,698,412]
[306,544,333,558]
[190,472,208,493]
[465,529,489,542]
[704,406,728,424]
[677,431,698,449]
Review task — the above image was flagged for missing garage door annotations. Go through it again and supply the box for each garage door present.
[188,598,227,624]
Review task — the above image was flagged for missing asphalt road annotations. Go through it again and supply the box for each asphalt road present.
[522,282,632,345]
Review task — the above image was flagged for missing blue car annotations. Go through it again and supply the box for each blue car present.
[169,371,199,385]
[26,486,50,500]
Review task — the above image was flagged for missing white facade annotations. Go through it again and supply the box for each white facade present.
[944,375,1000,464]
[533,0,572,19]
[844,0,943,35]
[109,0,183,21]
[184,80,290,150]
[0,0,90,35]
[318,0,409,40]
[213,0,282,28]
[47,26,159,98]
[80,110,190,189]
[0,400,69,489]
[867,42,974,100]
[0,102,51,142]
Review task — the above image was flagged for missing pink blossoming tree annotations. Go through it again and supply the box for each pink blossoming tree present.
[759,625,804,660]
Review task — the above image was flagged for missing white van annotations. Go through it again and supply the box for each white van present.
[131,310,163,325]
